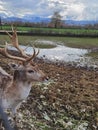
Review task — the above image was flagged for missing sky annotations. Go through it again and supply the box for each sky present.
[0,0,98,21]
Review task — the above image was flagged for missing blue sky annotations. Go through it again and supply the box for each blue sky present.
[0,0,98,20]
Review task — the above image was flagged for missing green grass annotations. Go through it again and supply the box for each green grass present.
[86,51,98,59]
[0,35,57,49]
[1,34,98,60]
[34,43,56,49]
[0,34,98,49]
[1,26,32,31]
[62,37,98,49]
[1,25,98,36]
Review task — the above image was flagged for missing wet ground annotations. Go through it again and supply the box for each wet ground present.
[9,43,88,62]
[0,53,98,130]
[8,39,98,69]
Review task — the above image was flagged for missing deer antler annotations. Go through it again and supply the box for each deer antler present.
[0,25,40,64]
[0,42,26,62]
[0,42,39,63]
[5,25,29,58]
[26,48,39,63]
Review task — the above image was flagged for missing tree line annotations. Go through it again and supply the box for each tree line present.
[1,11,98,29]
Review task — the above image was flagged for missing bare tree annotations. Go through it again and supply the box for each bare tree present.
[0,16,2,30]
[51,11,62,28]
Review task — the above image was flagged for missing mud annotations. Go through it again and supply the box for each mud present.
[0,54,98,130]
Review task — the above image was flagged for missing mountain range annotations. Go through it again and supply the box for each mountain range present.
[1,13,98,26]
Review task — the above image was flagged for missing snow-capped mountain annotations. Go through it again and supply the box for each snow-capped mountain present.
[0,14,98,25]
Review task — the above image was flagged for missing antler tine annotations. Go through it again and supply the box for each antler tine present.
[5,31,12,39]
[25,48,40,63]
[25,43,40,63]
[11,24,14,32]
[35,48,40,56]
[5,25,16,38]
[26,47,36,63]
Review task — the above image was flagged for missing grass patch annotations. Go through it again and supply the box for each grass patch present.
[0,35,57,49]
[2,25,98,36]
[86,51,98,59]
[34,43,56,49]
[64,37,98,49]
[0,34,98,49]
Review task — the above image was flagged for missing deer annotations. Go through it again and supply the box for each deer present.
[0,26,48,116]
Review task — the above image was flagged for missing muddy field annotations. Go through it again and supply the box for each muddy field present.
[0,54,98,130]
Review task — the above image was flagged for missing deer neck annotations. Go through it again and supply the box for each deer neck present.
[14,80,32,99]
[1,80,32,112]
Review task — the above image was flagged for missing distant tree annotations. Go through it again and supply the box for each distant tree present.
[0,16,2,30]
[51,11,62,28]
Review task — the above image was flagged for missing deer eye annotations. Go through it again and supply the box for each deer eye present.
[28,70,34,73]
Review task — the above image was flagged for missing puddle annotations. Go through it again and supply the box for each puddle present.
[38,45,87,62]
[8,39,98,69]
[23,39,88,63]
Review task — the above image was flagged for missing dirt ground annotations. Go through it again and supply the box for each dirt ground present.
[0,54,98,130]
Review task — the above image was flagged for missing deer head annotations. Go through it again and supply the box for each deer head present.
[10,62,47,82]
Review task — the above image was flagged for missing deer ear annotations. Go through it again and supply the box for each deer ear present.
[8,63,19,70]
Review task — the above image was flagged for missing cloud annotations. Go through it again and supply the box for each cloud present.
[0,0,98,20]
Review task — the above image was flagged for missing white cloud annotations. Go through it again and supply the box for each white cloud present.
[0,0,98,20]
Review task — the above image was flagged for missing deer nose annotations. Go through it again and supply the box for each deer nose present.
[45,77,49,81]
[42,76,49,82]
